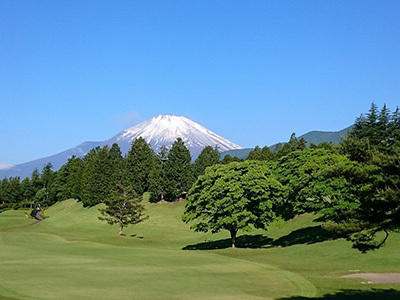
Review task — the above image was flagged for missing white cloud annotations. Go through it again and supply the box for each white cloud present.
[0,163,15,170]
[113,111,141,127]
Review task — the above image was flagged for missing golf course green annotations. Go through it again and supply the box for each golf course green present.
[1,197,400,299]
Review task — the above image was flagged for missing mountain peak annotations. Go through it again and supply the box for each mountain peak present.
[110,114,242,155]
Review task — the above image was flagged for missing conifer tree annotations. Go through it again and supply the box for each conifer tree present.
[163,138,193,201]
[124,138,158,195]
[99,182,148,235]
[192,146,220,179]
[55,156,84,201]
[81,146,114,206]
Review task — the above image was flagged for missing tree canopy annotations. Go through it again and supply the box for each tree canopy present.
[183,161,284,248]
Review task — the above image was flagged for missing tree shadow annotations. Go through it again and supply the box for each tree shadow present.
[183,234,273,250]
[183,225,339,250]
[271,225,339,247]
[277,289,400,300]
[130,234,144,239]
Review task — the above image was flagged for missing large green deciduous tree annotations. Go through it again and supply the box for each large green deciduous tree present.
[183,161,284,248]
[273,148,356,218]
[98,182,148,235]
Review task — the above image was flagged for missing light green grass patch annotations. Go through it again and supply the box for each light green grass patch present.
[1,199,400,299]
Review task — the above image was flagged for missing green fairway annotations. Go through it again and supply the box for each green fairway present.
[1,199,400,299]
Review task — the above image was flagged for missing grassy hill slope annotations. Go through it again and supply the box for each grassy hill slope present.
[1,198,400,299]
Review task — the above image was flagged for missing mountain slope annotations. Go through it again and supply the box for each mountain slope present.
[0,115,242,178]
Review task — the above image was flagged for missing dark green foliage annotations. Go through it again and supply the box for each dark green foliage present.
[246,145,274,161]
[192,146,220,179]
[314,103,400,250]
[148,167,164,203]
[275,133,307,158]
[99,182,148,235]
[348,102,400,154]
[309,142,337,151]
[0,177,22,204]
[124,138,158,195]
[40,163,56,206]
[273,148,355,219]
[81,146,115,207]
[322,147,400,251]
[31,168,42,191]
[108,143,124,191]
[54,156,84,201]
[183,161,284,248]
[20,177,35,202]
[162,138,193,201]
[220,154,242,164]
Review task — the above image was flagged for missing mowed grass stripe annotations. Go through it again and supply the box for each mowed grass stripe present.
[2,199,400,299]
[0,231,299,299]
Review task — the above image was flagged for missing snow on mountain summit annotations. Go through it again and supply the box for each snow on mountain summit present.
[109,115,242,156]
[0,115,242,178]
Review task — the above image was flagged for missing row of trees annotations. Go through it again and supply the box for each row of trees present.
[0,138,221,209]
[184,103,400,250]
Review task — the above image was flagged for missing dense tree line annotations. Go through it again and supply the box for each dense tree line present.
[0,137,221,210]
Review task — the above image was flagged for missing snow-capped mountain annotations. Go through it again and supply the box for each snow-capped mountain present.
[0,115,242,178]
[108,115,242,155]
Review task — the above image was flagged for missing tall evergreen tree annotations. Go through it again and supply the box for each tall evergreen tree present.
[20,177,35,203]
[192,146,220,179]
[163,138,193,201]
[40,163,56,206]
[0,178,11,204]
[55,156,84,201]
[124,138,158,195]
[108,143,124,191]
[8,177,22,204]
[81,146,114,207]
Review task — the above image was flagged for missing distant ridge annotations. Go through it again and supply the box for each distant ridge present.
[220,126,353,160]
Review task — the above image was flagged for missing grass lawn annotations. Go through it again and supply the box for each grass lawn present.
[1,197,400,299]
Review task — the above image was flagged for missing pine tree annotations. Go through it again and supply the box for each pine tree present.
[20,177,35,203]
[55,156,84,201]
[108,143,124,192]
[81,146,114,206]
[192,146,220,179]
[163,138,193,201]
[99,182,148,235]
[124,138,158,195]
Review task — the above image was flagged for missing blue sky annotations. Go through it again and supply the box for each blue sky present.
[1,0,399,165]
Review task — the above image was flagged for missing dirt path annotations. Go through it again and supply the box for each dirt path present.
[341,273,400,284]
[30,209,44,224]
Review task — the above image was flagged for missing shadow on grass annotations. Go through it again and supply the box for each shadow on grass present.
[277,289,400,300]
[183,225,338,250]
[130,234,144,239]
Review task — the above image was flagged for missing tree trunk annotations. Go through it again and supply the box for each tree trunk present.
[230,229,237,248]
[119,226,124,235]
